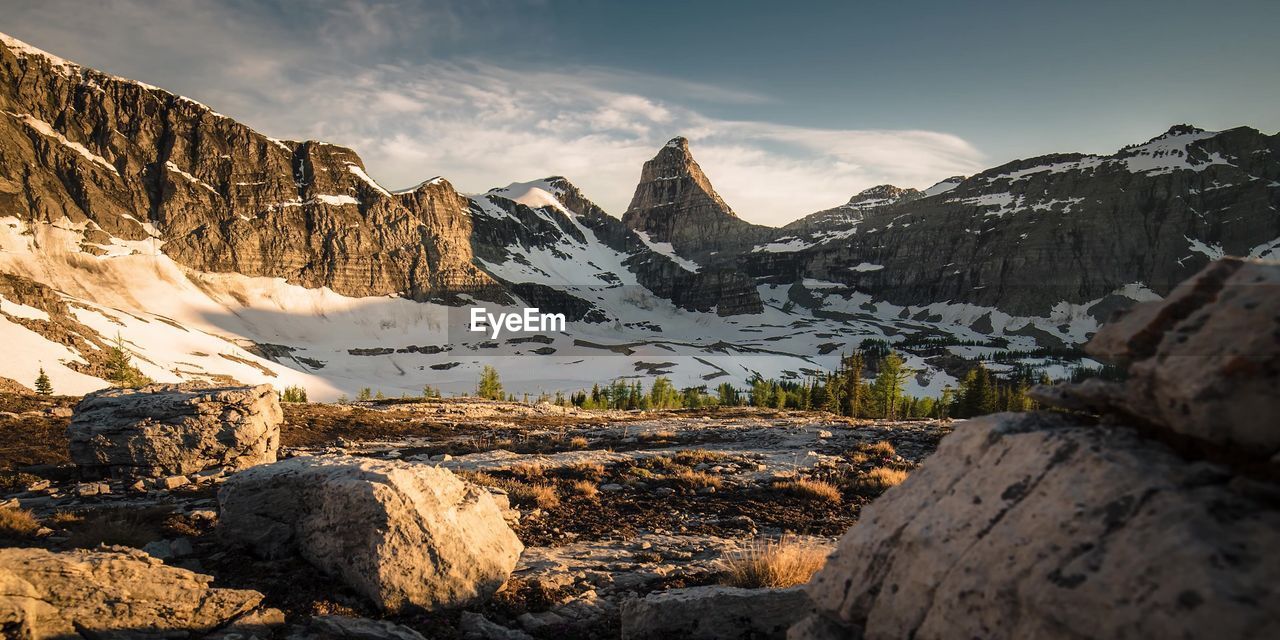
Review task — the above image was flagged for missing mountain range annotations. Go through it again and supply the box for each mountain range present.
[1,32,1277,399]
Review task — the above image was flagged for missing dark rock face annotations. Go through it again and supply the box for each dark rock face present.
[784,184,923,232]
[0,35,491,301]
[621,137,771,259]
[472,176,763,316]
[755,126,1280,315]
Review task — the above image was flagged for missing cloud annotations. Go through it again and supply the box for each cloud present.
[2,0,987,225]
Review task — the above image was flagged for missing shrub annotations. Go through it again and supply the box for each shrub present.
[281,385,308,403]
[567,436,590,449]
[0,506,40,538]
[773,478,842,503]
[720,537,829,588]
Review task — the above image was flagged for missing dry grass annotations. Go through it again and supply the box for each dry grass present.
[457,470,501,487]
[773,478,842,503]
[642,455,692,474]
[504,481,560,510]
[0,470,41,493]
[639,430,678,442]
[720,537,830,588]
[672,449,729,465]
[568,461,605,479]
[671,470,722,490]
[865,440,896,458]
[860,466,909,491]
[509,462,546,480]
[568,479,599,499]
[0,506,41,538]
[567,436,590,449]
[44,510,83,528]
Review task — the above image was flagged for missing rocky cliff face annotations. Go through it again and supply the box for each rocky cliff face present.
[784,184,923,232]
[746,125,1280,315]
[0,34,491,301]
[471,177,762,315]
[621,137,770,259]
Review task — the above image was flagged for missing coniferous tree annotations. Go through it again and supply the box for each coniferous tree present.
[476,366,503,400]
[34,368,52,396]
[104,334,149,388]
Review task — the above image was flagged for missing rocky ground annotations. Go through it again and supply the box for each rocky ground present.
[0,394,947,639]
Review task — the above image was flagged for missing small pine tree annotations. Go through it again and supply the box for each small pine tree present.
[476,366,503,400]
[34,368,53,396]
[281,385,308,403]
[103,334,150,388]
[357,387,372,401]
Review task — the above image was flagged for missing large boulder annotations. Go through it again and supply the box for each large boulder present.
[793,412,1280,639]
[218,455,523,613]
[0,546,274,639]
[622,585,809,640]
[68,383,282,479]
[1082,257,1280,454]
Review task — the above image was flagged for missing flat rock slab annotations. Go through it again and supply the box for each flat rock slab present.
[622,585,809,639]
[68,383,282,479]
[0,546,268,639]
[218,455,523,613]
[795,412,1280,639]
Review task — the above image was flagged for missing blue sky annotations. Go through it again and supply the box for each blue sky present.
[3,0,1277,224]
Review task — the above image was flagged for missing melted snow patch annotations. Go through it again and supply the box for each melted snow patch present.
[1118,129,1230,175]
[308,194,361,207]
[346,163,391,198]
[851,263,884,272]
[752,237,813,253]
[921,177,964,197]
[165,162,218,194]
[1185,236,1225,260]
[1248,237,1280,260]
[488,180,569,214]
[634,231,701,273]
[395,176,446,194]
[4,111,119,175]
[0,297,49,321]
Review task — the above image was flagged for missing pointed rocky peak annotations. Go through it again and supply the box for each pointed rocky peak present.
[622,137,764,257]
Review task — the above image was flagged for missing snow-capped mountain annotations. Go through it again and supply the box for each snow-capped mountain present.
[1,32,1277,399]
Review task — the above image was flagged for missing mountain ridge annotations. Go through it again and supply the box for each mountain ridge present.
[1,30,1277,400]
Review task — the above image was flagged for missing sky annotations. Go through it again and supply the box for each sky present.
[3,0,1278,225]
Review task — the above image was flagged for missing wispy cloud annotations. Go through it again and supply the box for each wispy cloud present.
[2,0,986,225]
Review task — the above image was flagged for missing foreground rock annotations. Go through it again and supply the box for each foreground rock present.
[623,585,809,639]
[68,383,282,479]
[0,546,274,639]
[794,412,1280,639]
[219,455,522,612]
[1082,257,1280,455]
